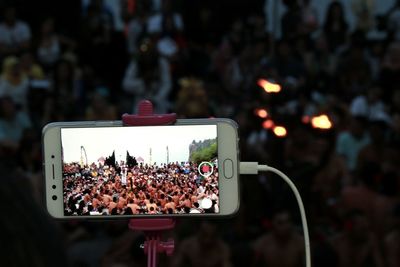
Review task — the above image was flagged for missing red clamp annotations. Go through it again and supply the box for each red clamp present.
[122,100,177,267]
[122,100,177,126]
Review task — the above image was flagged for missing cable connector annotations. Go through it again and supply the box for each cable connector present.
[239,162,259,175]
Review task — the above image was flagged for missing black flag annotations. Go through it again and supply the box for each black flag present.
[126,151,137,167]
[105,151,116,167]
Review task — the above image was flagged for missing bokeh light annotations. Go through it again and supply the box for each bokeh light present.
[311,114,332,129]
[257,79,281,93]
[262,119,275,129]
[273,126,287,137]
[255,108,268,118]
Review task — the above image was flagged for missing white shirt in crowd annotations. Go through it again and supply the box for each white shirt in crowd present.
[0,21,31,47]
[147,13,184,34]
[127,12,183,56]
[37,36,61,66]
[121,168,127,185]
[350,95,391,124]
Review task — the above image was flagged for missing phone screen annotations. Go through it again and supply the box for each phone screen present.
[61,125,219,216]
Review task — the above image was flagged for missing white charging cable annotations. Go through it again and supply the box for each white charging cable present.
[240,162,311,267]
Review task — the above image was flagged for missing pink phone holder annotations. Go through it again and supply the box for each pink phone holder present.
[122,100,177,126]
[122,100,177,267]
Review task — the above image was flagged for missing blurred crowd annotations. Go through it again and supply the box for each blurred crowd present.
[1,0,400,266]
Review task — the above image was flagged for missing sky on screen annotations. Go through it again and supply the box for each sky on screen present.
[61,125,217,165]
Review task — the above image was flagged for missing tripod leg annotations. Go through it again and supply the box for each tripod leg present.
[147,239,152,267]
[152,238,157,267]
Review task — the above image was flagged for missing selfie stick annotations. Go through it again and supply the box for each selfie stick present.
[122,100,177,267]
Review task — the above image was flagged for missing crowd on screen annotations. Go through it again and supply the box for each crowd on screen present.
[63,161,219,215]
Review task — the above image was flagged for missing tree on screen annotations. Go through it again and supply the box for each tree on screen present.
[189,139,217,163]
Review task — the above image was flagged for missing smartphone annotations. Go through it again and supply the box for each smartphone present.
[42,119,240,218]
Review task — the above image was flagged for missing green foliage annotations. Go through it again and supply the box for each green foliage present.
[189,140,217,163]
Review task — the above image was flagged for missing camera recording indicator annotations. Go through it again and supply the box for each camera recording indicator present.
[198,161,214,178]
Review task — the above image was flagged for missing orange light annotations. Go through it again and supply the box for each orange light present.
[257,79,281,93]
[273,126,287,137]
[262,119,275,129]
[311,114,332,129]
[255,108,268,118]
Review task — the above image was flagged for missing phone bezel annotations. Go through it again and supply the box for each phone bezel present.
[42,118,240,219]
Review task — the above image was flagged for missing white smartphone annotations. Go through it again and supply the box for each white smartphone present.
[42,119,240,218]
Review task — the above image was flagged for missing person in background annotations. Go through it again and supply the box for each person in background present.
[20,51,45,80]
[330,210,384,267]
[380,42,400,102]
[126,0,153,56]
[336,115,370,172]
[281,0,303,40]
[175,77,209,118]
[122,38,171,113]
[0,6,31,57]
[387,0,400,41]
[357,119,390,170]
[323,1,349,53]
[172,221,232,267]
[0,96,31,154]
[37,17,76,71]
[351,0,375,33]
[350,86,386,121]
[312,131,350,204]
[85,86,117,120]
[101,227,146,267]
[385,205,400,267]
[79,0,114,81]
[334,33,372,99]
[151,0,186,60]
[340,162,393,238]
[147,0,184,38]
[0,170,66,267]
[253,209,304,267]
[44,59,83,121]
[0,56,29,110]
[300,0,319,36]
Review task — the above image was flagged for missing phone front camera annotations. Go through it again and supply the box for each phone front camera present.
[52,195,57,200]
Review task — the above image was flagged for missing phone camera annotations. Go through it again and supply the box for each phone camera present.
[52,185,56,189]
[51,155,55,159]
[52,195,57,200]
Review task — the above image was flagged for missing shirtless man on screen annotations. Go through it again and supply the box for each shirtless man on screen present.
[127,198,140,214]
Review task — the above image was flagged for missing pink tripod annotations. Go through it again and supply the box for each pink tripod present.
[122,100,177,267]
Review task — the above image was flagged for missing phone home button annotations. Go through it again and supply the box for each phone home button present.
[223,159,234,179]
